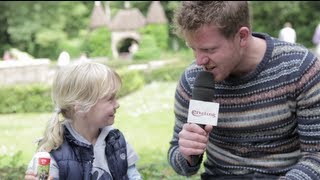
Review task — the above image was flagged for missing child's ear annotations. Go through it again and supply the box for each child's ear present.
[74,104,85,113]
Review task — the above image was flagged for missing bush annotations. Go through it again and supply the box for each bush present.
[0,58,190,114]
[0,70,146,114]
[140,24,169,50]
[34,29,68,60]
[83,27,112,57]
[133,35,161,61]
[57,38,84,59]
[117,69,145,98]
[144,61,189,83]
[133,24,169,61]
[0,84,52,114]
[0,151,26,180]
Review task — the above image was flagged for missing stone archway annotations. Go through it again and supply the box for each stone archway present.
[117,38,139,60]
[111,31,140,59]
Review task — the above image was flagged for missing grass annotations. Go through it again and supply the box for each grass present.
[0,81,203,179]
[0,113,49,165]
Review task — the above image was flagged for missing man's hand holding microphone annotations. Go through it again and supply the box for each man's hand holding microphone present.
[178,71,218,166]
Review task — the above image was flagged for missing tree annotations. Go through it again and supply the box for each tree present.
[250,1,320,47]
[1,1,90,60]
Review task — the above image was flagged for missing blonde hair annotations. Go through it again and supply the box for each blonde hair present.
[37,62,122,152]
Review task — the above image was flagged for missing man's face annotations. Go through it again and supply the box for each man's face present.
[185,25,242,82]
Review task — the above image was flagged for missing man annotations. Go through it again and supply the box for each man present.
[313,23,320,58]
[278,22,296,43]
[168,1,320,180]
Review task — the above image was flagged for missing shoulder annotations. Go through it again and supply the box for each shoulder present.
[175,62,203,99]
[273,42,312,60]
[262,31,309,59]
[50,140,75,161]
[271,43,319,77]
[180,62,203,86]
[105,129,127,145]
[50,127,90,161]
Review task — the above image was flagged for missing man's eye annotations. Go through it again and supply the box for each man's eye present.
[205,49,215,53]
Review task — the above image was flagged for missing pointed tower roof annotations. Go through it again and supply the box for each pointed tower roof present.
[146,1,168,24]
[109,8,146,31]
[89,1,109,30]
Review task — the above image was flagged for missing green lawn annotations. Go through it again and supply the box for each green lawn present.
[0,81,202,179]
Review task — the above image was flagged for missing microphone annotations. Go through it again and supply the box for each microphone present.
[189,71,215,165]
[192,71,215,106]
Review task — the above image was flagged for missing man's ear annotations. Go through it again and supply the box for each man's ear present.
[238,27,250,46]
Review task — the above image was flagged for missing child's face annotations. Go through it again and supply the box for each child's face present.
[85,94,120,128]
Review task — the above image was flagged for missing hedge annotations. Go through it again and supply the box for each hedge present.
[0,61,188,114]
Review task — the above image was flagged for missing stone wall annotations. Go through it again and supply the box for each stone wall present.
[0,59,54,86]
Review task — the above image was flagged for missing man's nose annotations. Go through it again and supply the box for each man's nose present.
[195,52,209,66]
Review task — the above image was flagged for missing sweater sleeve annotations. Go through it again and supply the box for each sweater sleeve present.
[280,57,320,179]
[168,66,203,176]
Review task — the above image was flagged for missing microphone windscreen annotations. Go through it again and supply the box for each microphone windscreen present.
[192,71,215,102]
[189,71,215,163]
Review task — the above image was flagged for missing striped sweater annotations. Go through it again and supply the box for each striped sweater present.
[168,33,320,179]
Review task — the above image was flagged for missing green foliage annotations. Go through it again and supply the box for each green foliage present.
[5,2,66,57]
[0,70,146,114]
[0,2,11,55]
[0,58,190,114]
[140,24,169,50]
[117,70,145,98]
[250,1,320,48]
[83,27,112,57]
[135,24,169,61]
[2,1,320,60]
[0,84,52,114]
[0,81,203,179]
[0,151,26,180]
[35,29,67,59]
[58,38,84,60]
[144,61,190,83]
[59,1,91,39]
[133,35,161,61]
[139,163,192,179]
[1,1,90,59]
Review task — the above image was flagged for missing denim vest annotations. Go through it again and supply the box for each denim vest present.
[50,127,128,180]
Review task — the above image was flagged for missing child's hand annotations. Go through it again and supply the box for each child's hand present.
[25,170,54,180]
[24,170,37,180]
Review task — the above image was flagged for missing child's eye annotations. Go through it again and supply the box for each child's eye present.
[108,94,116,101]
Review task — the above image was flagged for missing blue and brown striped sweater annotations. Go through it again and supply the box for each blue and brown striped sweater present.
[168,33,320,179]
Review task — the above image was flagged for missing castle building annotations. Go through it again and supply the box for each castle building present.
[89,1,168,59]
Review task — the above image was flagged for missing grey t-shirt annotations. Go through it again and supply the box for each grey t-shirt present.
[28,121,140,179]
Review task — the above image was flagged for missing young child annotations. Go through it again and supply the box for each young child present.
[25,62,142,180]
